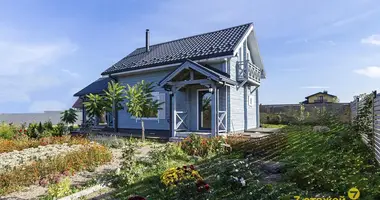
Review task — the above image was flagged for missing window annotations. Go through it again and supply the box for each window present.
[248,95,254,107]
[318,96,324,102]
[131,92,166,120]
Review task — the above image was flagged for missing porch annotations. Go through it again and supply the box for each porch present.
[159,60,235,138]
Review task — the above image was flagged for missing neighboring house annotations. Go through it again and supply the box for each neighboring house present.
[73,23,266,138]
[303,91,339,104]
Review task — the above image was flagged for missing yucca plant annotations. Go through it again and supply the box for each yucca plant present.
[83,93,106,125]
[104,80,125,132]
[60,108,78,126]
[125,80,162,141]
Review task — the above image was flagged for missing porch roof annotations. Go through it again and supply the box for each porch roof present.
[158,59,236,87]
[73,77,112,97]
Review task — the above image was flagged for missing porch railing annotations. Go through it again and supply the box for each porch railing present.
[175,110,188,131]
[237,60,261,85]
[218,111,227,133]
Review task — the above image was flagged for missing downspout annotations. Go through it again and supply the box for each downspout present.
[108,75,119,132]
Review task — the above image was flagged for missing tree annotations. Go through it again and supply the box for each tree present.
[104,81,125,132]
[83,93,106,125]
[125,80,163,141]
[60,108,78,125]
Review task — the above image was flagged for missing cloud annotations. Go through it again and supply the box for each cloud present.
[361,34,380,45]
[353,66,380,78]
[300,86,330,89]
[61,69,80,78]
[331,9,378,27]
[0,35,77,103]
[28,100,67,112]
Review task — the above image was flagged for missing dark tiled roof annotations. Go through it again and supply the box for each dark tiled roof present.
[101,23,253,75]
[305,92,337,99]
[73,77,112,97]
[72,98,83,109]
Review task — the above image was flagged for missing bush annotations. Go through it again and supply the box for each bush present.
[0,144,112,195]
[47,177,71,198]
[27,123,38,138]
[160,165,203,188]
[180,134,228,157]
[0,122,16,139]
[43,120,54,131]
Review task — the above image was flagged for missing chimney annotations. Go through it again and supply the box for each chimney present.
[145,29,150,52]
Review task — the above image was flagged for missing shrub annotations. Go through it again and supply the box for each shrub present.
[43,120,54,131]
[0,144,112,195]
[115,144,143,186]
[0,122,16,139]
[180,134,228,157]
[47,177,71,198]
[27,123,38,138]
[160,165,203,188]
[53,122,66,137]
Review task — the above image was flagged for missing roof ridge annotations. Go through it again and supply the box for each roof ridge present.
[134,22,253,50]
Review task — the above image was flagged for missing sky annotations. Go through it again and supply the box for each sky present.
[0,0,380,113]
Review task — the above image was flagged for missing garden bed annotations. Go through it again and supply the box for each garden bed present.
[0,136,89,153]
[0,142,112,196]
[105,125,380,199]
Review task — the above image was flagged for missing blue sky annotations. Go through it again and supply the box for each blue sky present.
[0,0,380,113]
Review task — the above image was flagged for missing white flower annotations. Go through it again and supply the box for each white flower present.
[239,177,246,186]
[245,164,249,168]
[249,192,253,195]
[235,169,239,172]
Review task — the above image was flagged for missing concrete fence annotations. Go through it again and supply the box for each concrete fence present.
[0,111,83,125]
[350,91,380,163]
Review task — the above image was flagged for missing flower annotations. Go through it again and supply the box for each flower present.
[204,184,210,190]
[190,165,195,170]
[183,165,187,169]
[239,177,246,187]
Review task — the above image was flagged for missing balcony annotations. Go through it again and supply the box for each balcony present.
[236,60,261,86]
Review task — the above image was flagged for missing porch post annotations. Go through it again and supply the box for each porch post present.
[216,88,219,136]
[81,97,86,125]
[171,87,177,137]
[211,85,217,137]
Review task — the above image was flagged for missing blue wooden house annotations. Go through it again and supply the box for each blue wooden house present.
[74,23,266,139]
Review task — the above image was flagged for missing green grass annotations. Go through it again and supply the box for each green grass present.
[261,124,288,129]
[110,125,380,200]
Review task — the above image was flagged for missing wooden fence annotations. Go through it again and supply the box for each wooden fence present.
[350,91,380,163]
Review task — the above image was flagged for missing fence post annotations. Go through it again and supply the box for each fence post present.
[372,91,377,149]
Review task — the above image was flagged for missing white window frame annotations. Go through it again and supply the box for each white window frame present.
[131,92,160,121]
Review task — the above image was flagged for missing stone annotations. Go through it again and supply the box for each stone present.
[313,126,330,133]
[261,174,282,184]
[260,161,285,174]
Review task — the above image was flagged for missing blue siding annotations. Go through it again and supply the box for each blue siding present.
[117,69,174,130]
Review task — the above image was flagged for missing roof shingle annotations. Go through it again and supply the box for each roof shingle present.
[73,77,112,97]
[101,23,252,75]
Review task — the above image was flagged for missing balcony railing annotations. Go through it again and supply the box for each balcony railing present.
[237,60,261,85]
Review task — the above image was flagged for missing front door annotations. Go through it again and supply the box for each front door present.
[198,90,212,130]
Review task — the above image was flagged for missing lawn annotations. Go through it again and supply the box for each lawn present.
[110,124,380,200]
